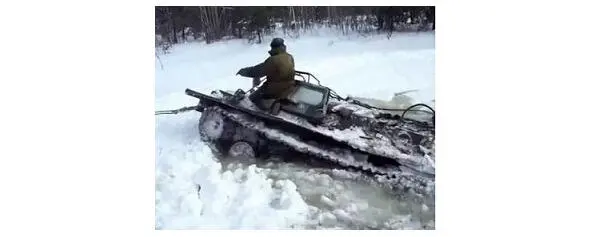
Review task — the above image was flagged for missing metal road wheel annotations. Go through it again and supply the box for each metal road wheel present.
[198,108,225,142]
[228,141,256,159]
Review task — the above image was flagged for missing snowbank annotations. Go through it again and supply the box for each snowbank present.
[155,112,309,229]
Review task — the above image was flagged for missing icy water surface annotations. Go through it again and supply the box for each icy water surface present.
[220,155,435,230]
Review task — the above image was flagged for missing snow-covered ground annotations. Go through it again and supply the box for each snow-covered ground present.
[155,30,435,229]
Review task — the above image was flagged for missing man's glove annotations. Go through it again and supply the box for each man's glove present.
[236,68,247,76]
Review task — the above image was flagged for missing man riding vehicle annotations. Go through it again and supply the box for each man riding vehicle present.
[236,38,296,112]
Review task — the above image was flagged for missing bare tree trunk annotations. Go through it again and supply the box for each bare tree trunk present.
[211,7,220,39]
[171,16,178,43]
[299,7,304,31]
[198,6,225,43]
[327,6,330,25]
[199,6,210,43]
[257,30,261,44]
[290,6,296,30]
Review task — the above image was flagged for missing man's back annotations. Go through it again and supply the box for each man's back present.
[261,49,295,99]
[265,50,295,83]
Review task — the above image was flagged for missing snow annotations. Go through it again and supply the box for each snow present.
[155,30,435,229]
[155,113,309,229]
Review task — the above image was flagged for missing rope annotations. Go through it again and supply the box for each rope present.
[155,106,199,115]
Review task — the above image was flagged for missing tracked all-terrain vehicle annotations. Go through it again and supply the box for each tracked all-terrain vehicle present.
[156,71,436,195]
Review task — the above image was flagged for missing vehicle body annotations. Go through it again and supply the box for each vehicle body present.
[170,71,436,195]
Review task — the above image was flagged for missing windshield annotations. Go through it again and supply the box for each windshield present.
[289,86,324,106]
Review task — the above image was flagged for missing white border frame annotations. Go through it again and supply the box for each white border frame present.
[3,0,590,236]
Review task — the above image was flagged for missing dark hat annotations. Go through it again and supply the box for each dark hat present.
[270,38,285,48]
